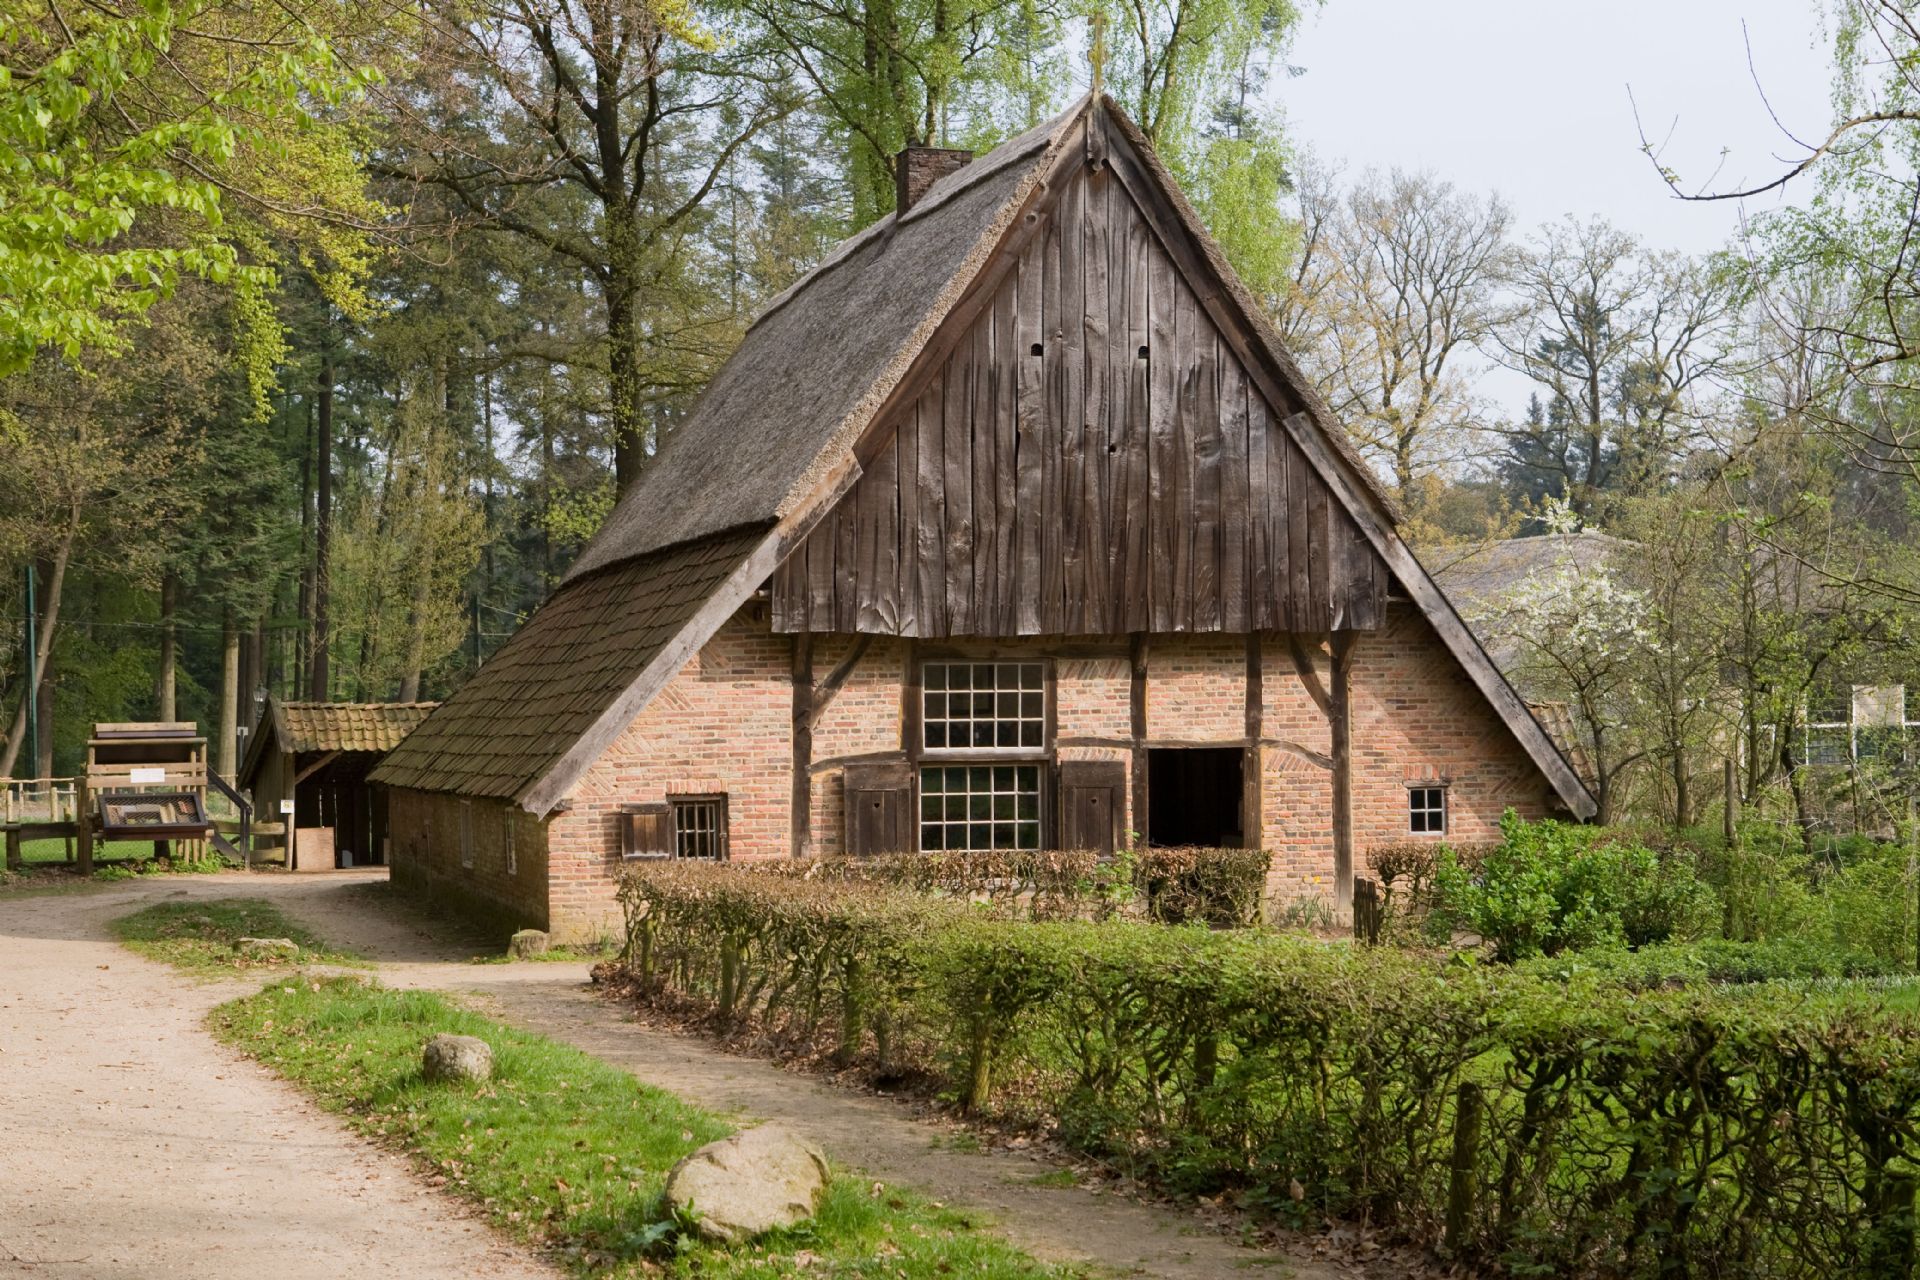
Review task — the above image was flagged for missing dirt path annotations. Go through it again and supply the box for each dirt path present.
[259,873,1347,1280]
[0,879,560,1280]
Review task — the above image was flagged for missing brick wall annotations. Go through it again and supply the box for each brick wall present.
[396,600,1567,939]
[386,786,549,936]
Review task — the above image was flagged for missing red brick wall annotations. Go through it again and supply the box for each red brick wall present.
[393,601,1564,939]
[386,786,549,936]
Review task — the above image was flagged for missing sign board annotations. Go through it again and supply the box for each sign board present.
[128,767,166,785]
[279,799,295,816]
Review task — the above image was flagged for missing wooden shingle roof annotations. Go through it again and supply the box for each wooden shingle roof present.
[276,701,439,754]
[369,528,766,802]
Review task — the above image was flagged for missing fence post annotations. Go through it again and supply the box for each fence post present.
[1445,1081,1484,1255]
[1353,877,1382,945]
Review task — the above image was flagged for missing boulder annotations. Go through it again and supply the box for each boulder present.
[421,1033,494,1084]
[508,929,551,960]
[232,937,299,961]
[664,1125,830,1243]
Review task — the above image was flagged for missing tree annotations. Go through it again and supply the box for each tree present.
[1277,163,1512,503]
[379,1,798,494]
[0,1,381,395]
[1462,500,1652,824]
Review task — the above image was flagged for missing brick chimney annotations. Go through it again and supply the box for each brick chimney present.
[895,145,973,214]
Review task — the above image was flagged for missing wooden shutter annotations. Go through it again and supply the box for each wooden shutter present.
[1058,759,1125,855]
[620,802,672,859]
[844,758,913,855]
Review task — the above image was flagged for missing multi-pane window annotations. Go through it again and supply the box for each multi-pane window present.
[920,764,1042,851]
[923,662,1045,751]
[1805,683,1853,765]
[671,796,728,860]
[1409,786,1447,835]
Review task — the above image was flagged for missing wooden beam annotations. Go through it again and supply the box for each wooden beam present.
[811,633,873,717]
[1244,632,1263,849]
[1129,633,1149,847]
[293,751,342,786]
[791,631,813,860]
[1329,630,1358,909]
[1287,633,1331,715]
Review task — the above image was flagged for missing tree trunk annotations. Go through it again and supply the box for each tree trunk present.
[218,609,239,782]
[33,617,54,781]
[156,571,177,721]
[605,217,648,495]
[0,528,74,779]
[398,545,435,702]
[309,352,334,700]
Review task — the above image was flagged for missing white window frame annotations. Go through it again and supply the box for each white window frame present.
[920,660,1048,757]
[1409,785,1447,836]
[918,762,1045,852]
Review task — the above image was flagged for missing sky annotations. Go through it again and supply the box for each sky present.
[1281,0,1835,255]
[1277,1,1836,413]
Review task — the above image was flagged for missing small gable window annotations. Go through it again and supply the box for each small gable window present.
[1409,786,1447,835]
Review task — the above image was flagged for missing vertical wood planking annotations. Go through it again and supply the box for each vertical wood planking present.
[1219,356,1250,633]
[1145,229,1178,632]
[970,297,998,633]
[1191,323,1223,632]
[943,330,975,633]
[896,401,920,637]
[868,434,900,632]
[993,277,1019,634]
[834,498,858,632]
[1038,202,1065,632]
[1307,463,1331,626]
[1170,282,1200,631]
[1013,231,1047,633]
[1081,166,1112,634]
[916,381,948,637]
[1116,188,1152,631]
[1057,166,1088,636]
[1285,435,1312,629]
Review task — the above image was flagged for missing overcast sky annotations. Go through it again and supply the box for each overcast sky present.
[1275,1,1835,413]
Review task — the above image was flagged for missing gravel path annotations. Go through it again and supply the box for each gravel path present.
[0,879,559,1280]
[3,870,1351,1280]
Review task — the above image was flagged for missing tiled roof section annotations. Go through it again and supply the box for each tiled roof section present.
[278,701,439,754]
[369,527,766,801]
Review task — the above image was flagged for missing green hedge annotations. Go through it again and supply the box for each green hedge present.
[618,863,1920,1277]
[765,846,1269,926]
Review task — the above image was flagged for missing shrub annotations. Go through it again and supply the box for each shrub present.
[1429,812,1718,961]
[1516,937,1900,989]
[615,863,1920,1277]
[1133,846,1268,927]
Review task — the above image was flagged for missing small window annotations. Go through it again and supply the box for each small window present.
[459,800,474,868]
[1409,786,1447,835]
[671,795,728,860]
[922,661,1045,752]
[920,764,1041,851]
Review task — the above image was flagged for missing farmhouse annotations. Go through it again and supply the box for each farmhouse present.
[371,95,1595,940]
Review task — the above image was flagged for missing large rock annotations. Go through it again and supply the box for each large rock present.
[664,1125,830,1243]
[232,937,299,961]
[421,1033,493,1084]
[508,929,550,960]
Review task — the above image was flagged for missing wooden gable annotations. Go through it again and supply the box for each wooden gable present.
[771,145,1387,638]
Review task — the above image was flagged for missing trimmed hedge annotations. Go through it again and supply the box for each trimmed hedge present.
[765,846,1269,926]
[618,863,1920,1278]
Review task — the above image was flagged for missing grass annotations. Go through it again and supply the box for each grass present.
[113,898,365,974]
[18,836,157,864]
[214,977,1084,1279]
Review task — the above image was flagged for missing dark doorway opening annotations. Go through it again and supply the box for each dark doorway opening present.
[1146,747,1244,847]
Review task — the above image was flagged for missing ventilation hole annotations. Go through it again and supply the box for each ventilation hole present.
[1137,345,1150,359]
[1108,444,1119,454]
[1030,342,1044,357]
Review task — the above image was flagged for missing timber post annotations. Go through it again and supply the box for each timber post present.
[4,826,19,873]
[75,777,92,876]
[1129,634,1149,845]
[791,630,813,860]
[1329,630,1358,910]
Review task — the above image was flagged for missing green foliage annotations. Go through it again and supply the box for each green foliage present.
[1428,812,1718,961]
[0,1,379,387]
[214,977,1073,1277]
[618,863,1920,1276]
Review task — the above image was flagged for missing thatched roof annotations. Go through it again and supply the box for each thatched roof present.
[370,528,765,801]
